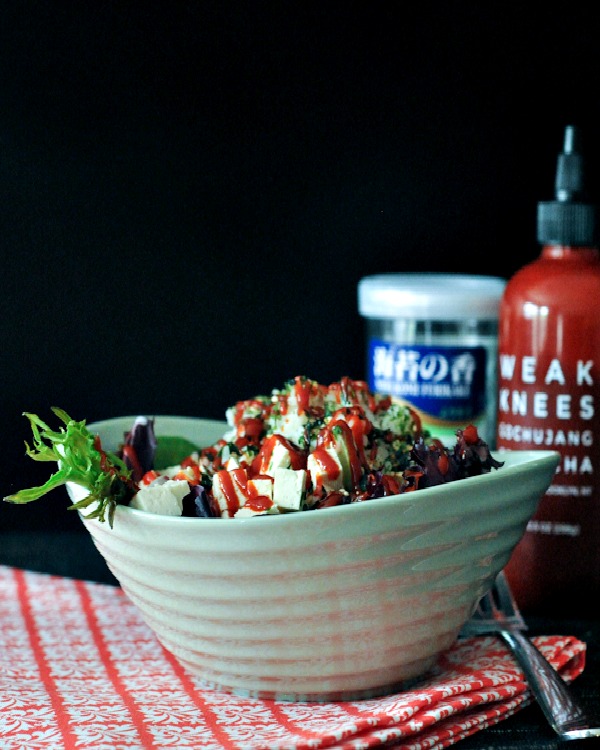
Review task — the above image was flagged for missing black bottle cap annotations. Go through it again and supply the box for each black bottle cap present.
[537,125,597,246]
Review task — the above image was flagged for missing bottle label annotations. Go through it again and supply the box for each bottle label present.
[497,352,599,536]
[366,339,487,442]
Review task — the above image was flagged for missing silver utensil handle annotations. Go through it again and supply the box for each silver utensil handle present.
[500,630,600,740]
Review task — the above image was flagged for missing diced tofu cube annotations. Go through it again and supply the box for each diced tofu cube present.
[247,477,273,502]
[306,446,344,493]
[212,468,248,518]
[129,479,189,516]
[232,476,276,518]
[273,468,307,511]
[264,440,294,473]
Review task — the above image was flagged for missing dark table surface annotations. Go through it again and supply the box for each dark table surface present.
[1,530,599,750]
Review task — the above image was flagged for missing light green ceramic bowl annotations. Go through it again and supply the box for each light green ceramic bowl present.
[68,415,559,702]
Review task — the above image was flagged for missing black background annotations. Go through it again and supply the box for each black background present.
[2,2,600,546]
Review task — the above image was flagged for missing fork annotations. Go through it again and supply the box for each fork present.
[461,570,600,741]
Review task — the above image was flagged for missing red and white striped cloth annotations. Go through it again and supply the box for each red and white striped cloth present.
[0,565,586,750]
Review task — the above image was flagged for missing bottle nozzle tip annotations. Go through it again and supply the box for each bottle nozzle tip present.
[563,125,578,155]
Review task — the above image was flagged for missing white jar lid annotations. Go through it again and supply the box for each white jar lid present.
[358,273,506,320]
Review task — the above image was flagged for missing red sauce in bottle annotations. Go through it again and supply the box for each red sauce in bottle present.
[497,126,600,616]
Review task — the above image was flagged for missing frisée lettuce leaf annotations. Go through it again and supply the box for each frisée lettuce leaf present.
[3,408,137,527]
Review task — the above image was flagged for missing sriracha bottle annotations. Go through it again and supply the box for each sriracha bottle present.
[497,125,600,616]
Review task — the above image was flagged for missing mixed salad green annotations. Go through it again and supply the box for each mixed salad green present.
[4,376,503,526]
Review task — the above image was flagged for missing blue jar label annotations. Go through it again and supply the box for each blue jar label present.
[367,339,488,430]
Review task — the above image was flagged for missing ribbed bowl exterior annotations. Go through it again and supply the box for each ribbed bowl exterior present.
[74,416,559,701]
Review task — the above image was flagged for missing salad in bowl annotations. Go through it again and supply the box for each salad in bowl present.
[4,375,503,527]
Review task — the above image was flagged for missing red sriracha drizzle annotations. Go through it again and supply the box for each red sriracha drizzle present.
[292,375,326,418]
[329,406,372,468]
[328,419,363,489]
[294,376,312,414]
[251,434,306,476]
[214,468,246,516]
[462,424,479,445]
[235,417,264,447]
[310,446,341,482]
[215,468,274,516]
[245,475,274,512]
